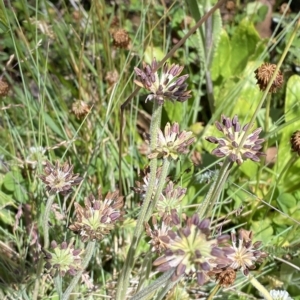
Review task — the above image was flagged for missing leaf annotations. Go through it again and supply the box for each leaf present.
[276,193,296,214]
[2,171,24,192]
[275,75,300,190]
[230,19,261,75]
[210,29,232,80]
[251,219,273,244]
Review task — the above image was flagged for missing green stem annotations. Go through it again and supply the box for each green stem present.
[32,193,56,300]
[54,275,62,299]
[207,284,221,300]
[198,159,232,218]
[62,241,96,300]
[248,275,272,300]
[131,270,174,300]
[43,194,56,249]
[116,102,162,300]
[154,276,179,300]
[239,18,300,150]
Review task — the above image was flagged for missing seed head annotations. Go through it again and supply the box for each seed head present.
[72,100,90,119]
[223,229,268,276]
[39,160,82,195]
[255,63,284,93]
[146,122,195,160]
[69,190,123,242]
[153,213,231,285]
[215,267,236,287]
[105,69,119,86]
[290,131,300,155]
[112,28,130,49]
[206,115,265,165]
[0,78,10,97]
[43,239,83,277]
[134,58,191,105]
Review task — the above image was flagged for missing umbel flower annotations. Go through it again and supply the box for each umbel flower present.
[290,130,300,155]
[69,190,123,242]
[146,122,195,160]
[43,240,83,277]
[268,290,293,300]
[255,63,284,93]
[40,160,82,195]
[153,213,231,285]
[206,115,265,165]
[134,58,191,105]
[223,229,268,276]
[156,181,186,222]
[72,100,90,119]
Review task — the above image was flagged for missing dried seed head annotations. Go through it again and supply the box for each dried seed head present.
[105,70,119,86]
[43,239,83,277]
[0,79,10,97]
[290,131,300,155]
[72,100,90,119]
[255,63,284,93]
[112,28,130,49]
[279,3,291,15]
[69,190,123,242]
[145,122,195,160]
[206,115,265,165]
[215,267,236,287]
[226,1,236,11]
[39,160,83,195]
[134,58,191,105]
[153,213,231,286]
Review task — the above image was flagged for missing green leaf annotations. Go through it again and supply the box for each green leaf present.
[211,29,232,80]
[251,219,273,244]
[230,19,261,75]
[276,193,296,214]
[276,75,300,190]
[2,171,24,192]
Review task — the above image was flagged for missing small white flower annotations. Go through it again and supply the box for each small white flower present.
[269,290,293,300]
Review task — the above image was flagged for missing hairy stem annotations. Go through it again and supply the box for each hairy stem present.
[116,102,162,300]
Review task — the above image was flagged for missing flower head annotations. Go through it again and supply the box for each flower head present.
[290,130,300,155]
[156,181,186,222]
[153,213,230,285]
[72,100,90,119]
[39,160,82,195]
[269,290,293,300]
[112,28,130,49]
[206,115,265,165]
[255,63,284,93]
[145,216,173,253]
[215,267,236,287]
[69,190,123,242]
[146,122,195,160]
[223,229,268,276]
[25,146,47,169]
[43,239,83,277]
[134,58,191,105]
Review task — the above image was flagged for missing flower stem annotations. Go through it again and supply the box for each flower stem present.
[248,275,272,300]
[207,284,221,300]
[131,269,174,300]
[62,241,96,300]
[116,101,162,300]
[32,193,56,300]
[43,194,56,249]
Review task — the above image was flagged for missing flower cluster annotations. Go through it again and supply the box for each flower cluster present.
[268,290,293,300]
[43,240,83,277]
[134,58,191,105]
[40,160,83,195]
[206,115,265,165]
[148,213,268,287]
[69,190,123,242]
[146,122,195,160]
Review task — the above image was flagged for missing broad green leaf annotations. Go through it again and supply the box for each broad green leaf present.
[251,219,273,244]
[230,19,261,75]
[277,193,296,214]
[211,29,232,80]
[276,75,300,190]
[2,171,24,192]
